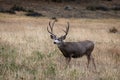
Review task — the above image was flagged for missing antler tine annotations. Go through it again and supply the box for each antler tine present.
[47,20,56,35]
[49,21,53,32]
[47,26,53,35]
[49,20,56,32]
[63,22,70,37]
[52,20,56,28]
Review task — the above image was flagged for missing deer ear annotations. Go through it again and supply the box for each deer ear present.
[61,36,66,40]
[50,35,56,39]
[50,35,54,39]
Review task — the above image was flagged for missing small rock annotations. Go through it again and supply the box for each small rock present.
[64,5,73,11]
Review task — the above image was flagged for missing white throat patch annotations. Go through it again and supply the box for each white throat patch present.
[54,39,61,44]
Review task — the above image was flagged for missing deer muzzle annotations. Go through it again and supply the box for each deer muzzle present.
[54,39,61,44]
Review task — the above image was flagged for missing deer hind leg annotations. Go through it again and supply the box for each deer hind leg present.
[86,54,91,68]
[91,55,96,70]
[86,53,96,70]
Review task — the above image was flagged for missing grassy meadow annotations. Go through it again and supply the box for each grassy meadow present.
[0,13,120,80]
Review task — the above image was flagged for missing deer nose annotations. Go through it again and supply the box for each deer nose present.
[54,42,56,44]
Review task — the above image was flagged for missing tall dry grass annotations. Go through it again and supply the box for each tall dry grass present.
[0,13,120,80]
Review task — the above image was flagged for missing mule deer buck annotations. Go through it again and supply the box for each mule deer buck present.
[47,21,96,69]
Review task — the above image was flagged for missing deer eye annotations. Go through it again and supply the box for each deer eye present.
[57,38,62,41]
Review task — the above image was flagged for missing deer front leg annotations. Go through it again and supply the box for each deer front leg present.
[66,57,71,65]
[87,55,91,68]
[65,57,71,69]
[91,55,96,70]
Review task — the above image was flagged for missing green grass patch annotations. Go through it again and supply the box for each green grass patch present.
[44,62,57,80]
[0,42,18,79]
[32,51,45,60]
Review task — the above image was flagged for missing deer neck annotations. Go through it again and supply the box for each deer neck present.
[57,41,65,47]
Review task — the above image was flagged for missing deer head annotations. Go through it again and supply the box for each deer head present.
[47,21,69,44]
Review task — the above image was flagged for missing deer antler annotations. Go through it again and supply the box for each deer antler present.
[63,22,69,37]
[47,20,56,36]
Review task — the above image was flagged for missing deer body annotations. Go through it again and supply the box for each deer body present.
[58,40,94,58]
[47,21,96,69]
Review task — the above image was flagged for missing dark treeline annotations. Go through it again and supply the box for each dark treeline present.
[43,0,95,3]
[41,0,112,3]
[1,0,113,3]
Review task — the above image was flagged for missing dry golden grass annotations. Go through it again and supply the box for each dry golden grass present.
[0,13,120,80]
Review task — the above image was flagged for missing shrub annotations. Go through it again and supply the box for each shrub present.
[10,5,26,12]
[25,12,44,17]
[5,10,16,14]
[103,0,112,1]
[27,9,34,13]
[51,17,58,22]
[111,6,120,11]
[0,8,5,12]
[86,5,109,11]
[52,0,62,3]
[0,7,15,14]
[109,27,118,33]
[64,5,74,11]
